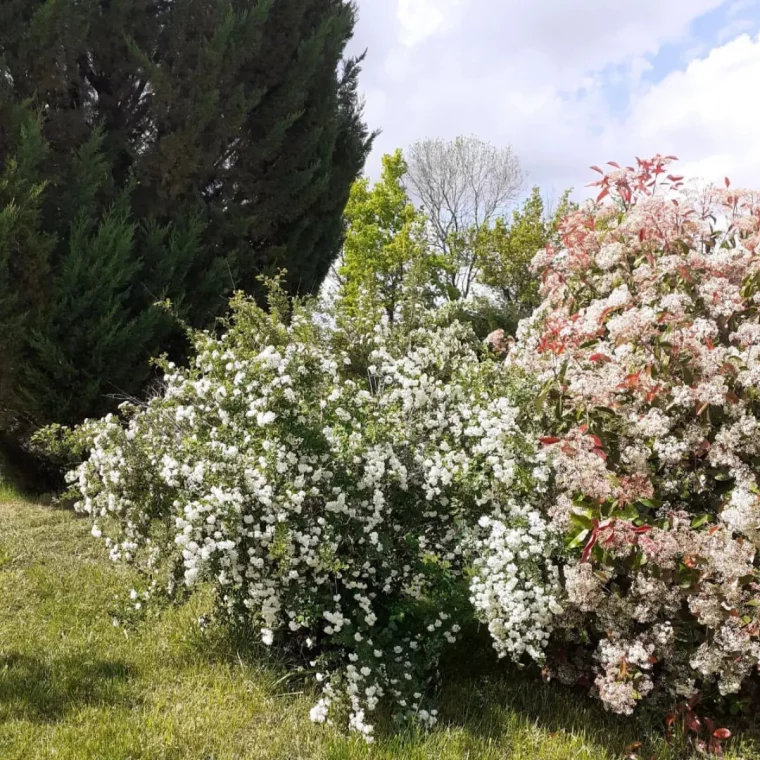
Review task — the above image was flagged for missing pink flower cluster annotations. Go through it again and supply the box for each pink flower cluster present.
[511,156,760,714]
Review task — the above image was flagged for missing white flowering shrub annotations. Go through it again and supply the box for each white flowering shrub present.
[508,157,760,716]
[59,291,556,739]
[52,155,760,735]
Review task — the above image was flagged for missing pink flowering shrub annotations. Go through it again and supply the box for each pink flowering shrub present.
[509,157,760,715]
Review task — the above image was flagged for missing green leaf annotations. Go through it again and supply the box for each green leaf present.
[614,505,639,521]
[570,513,595,530]
[566,529,590,550]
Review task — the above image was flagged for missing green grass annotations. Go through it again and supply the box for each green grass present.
[0,478,24,504]
[0,497,757,760]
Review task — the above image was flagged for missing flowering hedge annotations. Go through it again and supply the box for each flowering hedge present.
[59,294,557,739]
[54,157,760,737]
[508,157,760,715]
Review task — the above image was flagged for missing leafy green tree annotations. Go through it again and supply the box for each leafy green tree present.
[479,187,576,317]
[0,0,373,468]
[338,150,446,323]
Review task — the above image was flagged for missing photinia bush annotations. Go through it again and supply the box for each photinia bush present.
[507,157,760,715]
[57,291,556,739]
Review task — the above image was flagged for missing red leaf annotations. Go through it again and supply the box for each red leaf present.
[725,176,731,188]
[539,436,561,445]
[588,434,603,448]
[621,372,641,389]
[608,161,621,168]
[581,532,599,563]
[597,187,610,203]
[645,384,662,403]
[590,165,604,174]
[589,352,612,363]
[593,448,608,461]
[713,728,731,740]
[666,175,684,182]
[685,712,702,733]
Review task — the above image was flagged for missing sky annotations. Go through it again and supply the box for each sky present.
[348,0,760,200]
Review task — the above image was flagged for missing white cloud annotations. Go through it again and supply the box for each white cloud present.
[396,0,463,48]
[484,0,726,82]
[622,33,760,188]
[351,1,760,194]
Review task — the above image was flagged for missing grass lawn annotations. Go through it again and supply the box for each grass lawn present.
[0,492,758,760]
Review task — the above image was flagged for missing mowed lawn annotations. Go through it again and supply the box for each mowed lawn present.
[1,492,758,760]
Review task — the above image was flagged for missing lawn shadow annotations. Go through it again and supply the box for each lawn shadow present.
[180,617,669,755]
[177,615,317,697]
[436,668,658,754]
[426,628,759,759]
[337,627,667,754]
[167,613,760,758]
[0,652,135,723]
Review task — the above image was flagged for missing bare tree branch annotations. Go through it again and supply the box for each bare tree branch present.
[405,135,524,299]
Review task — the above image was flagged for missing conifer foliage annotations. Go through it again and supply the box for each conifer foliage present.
[0,0,372,458]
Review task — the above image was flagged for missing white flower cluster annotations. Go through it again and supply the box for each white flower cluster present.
[471,512,561,663]
[65,295,555,739]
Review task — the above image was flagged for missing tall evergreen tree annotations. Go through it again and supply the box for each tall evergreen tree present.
[0,0,373,465]
[0,114,54,434]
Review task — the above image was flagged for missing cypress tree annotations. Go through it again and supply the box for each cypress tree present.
[0,0,373,465]
[0,113,54,433]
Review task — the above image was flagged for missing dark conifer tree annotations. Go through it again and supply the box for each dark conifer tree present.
[0,0,373,467]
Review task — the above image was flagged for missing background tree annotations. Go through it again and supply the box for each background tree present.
[479,187,576,319]
[405,135,524,299]
[338,150,446,324]
[0,0,373,470]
